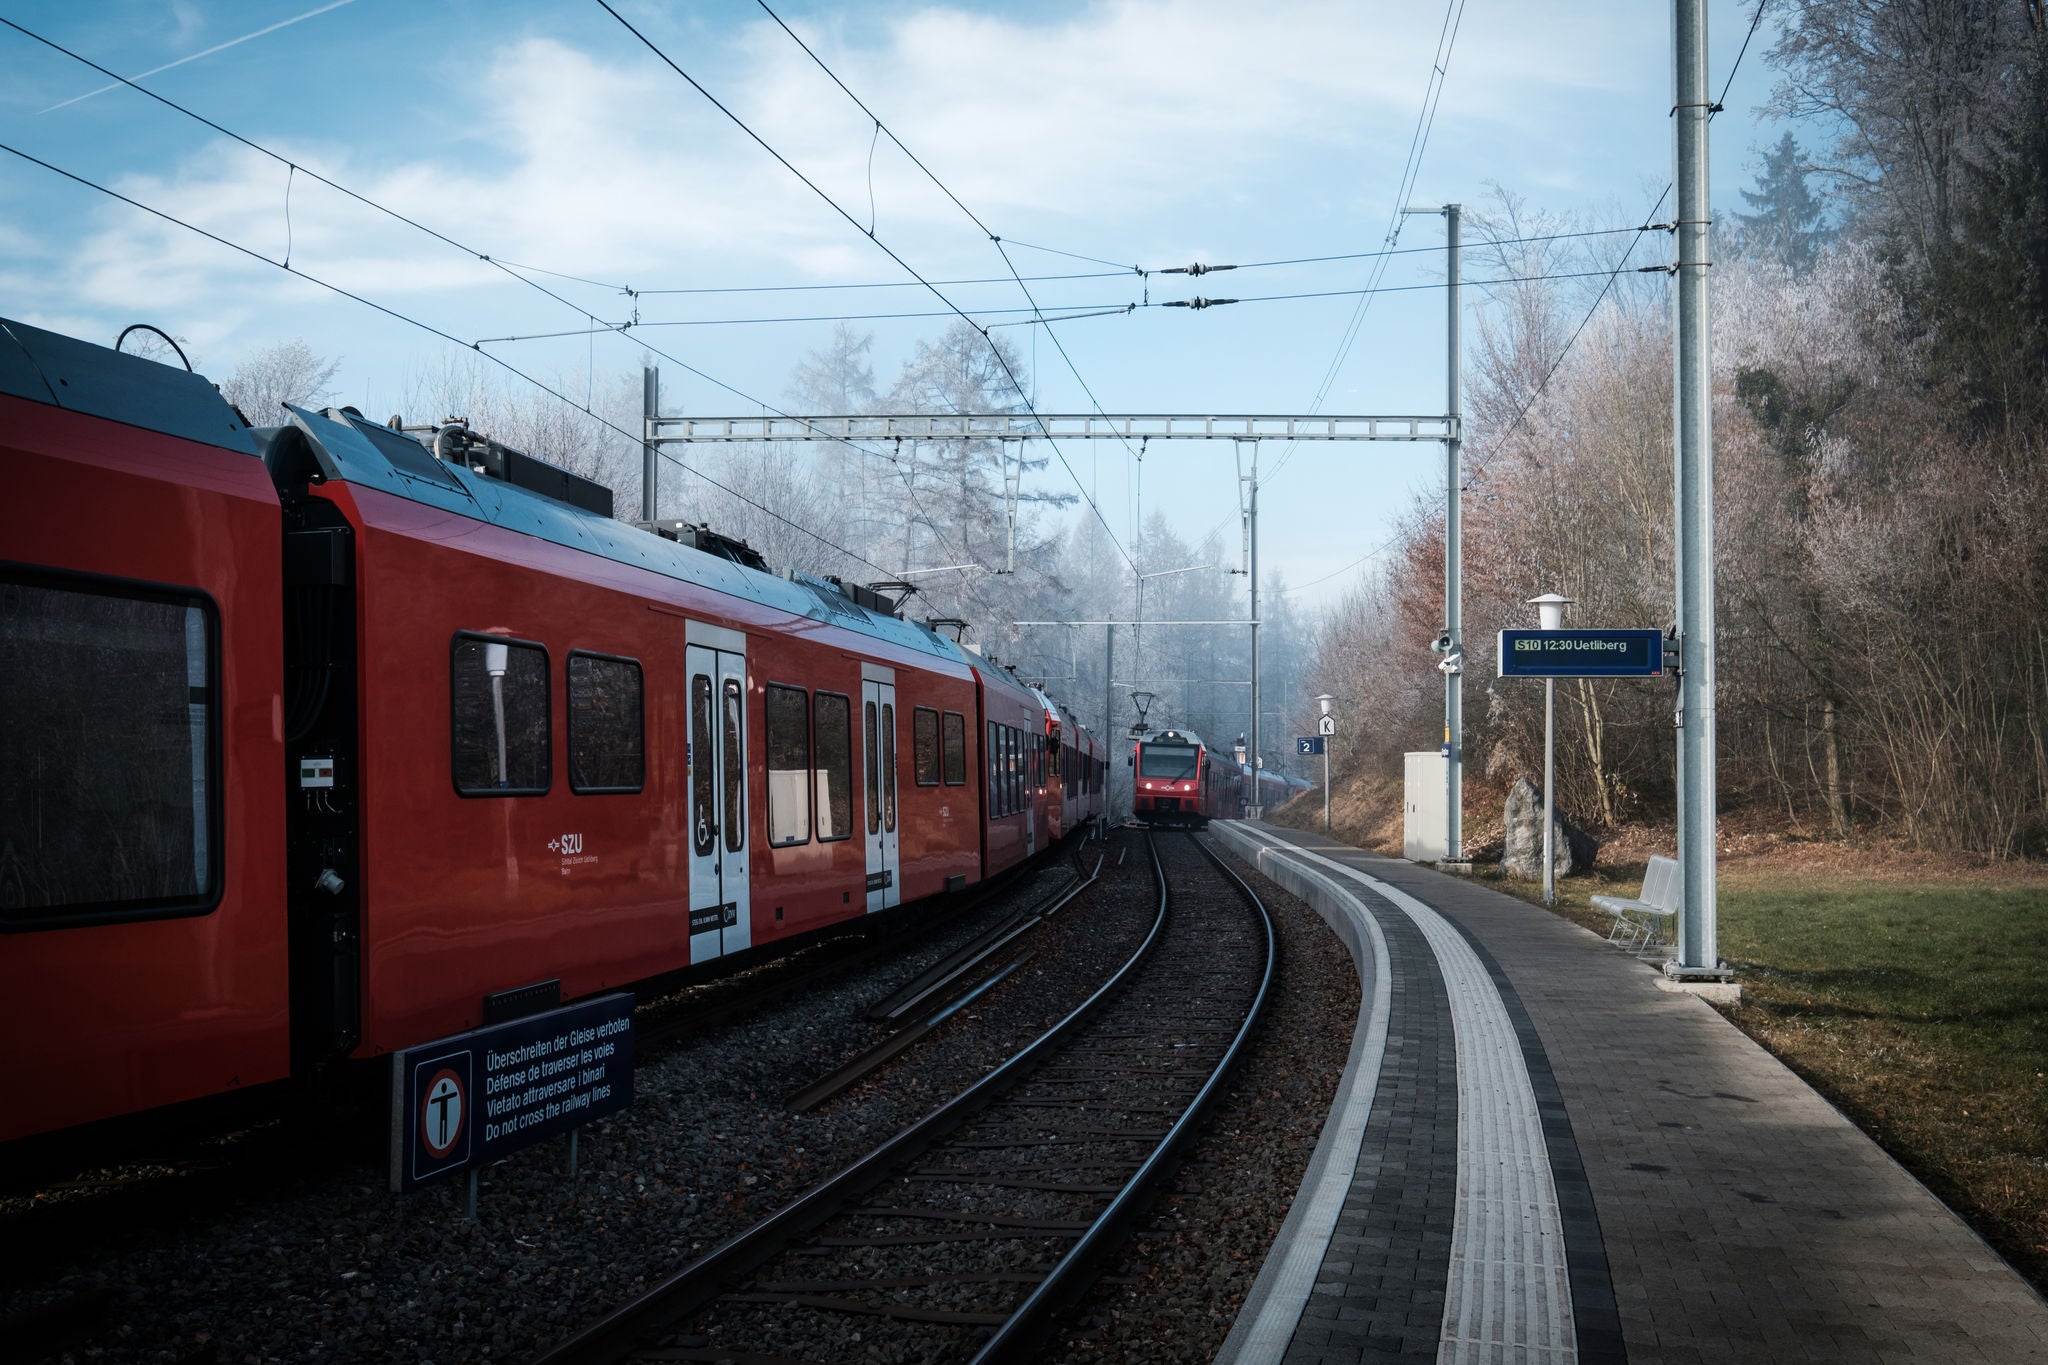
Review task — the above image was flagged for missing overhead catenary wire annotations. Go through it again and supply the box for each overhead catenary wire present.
[0,137,905,581]
[1272,526,1412,595]
[745,0,1147,573]
[0,16,623,328]
[1492,4,1762,450]
[474,302,1142,344]
[1305,0,1467,418]
[467,267,1657,344]
[5,14,1028,586]
[1208,0,1464,536]
[1712,0,1770,117]
[509,223,1659,303]
[600,0,1138,577]
[1490,184,1674,453]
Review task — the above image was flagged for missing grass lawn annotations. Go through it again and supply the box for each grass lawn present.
[1483,859,2048,1293]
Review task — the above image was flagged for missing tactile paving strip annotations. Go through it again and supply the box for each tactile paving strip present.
[1221,828,1581,1365]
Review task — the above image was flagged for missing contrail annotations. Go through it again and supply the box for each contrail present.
[40,0,358,114]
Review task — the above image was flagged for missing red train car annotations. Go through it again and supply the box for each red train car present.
[1032,688,1103,840]
[0,317,1102,1143]
[1129,728,1229,828]
[2,321,292,1140]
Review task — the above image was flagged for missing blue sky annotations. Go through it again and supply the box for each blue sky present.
[1,1,1783,610]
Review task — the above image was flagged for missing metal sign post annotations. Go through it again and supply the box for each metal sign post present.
[1529,597,1571,906]
[1498,600,1672,904]
[390,992,635,1208]
[1316,694,1337,833]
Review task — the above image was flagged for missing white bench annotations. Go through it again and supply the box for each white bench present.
[1591,855,1679,953]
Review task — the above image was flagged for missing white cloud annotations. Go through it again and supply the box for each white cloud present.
[10,0,1668,413]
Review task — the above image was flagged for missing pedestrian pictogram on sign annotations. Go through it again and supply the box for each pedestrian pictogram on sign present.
[421,1068,465,1159]
[389,994,635,1194]
[397,1047,474,1187]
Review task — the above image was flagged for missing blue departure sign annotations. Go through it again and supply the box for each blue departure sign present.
[1496,629,1665,678]
[1297,736,1325,756]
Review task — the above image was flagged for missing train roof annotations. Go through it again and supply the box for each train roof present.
[1135,728,1208,749]
[280,403,970,667]
[4,314,1108,717]
[1,316,260,455]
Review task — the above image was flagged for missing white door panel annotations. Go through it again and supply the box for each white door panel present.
[686,642,750,961]
[862,679,900,911]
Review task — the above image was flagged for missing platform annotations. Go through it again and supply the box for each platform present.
[1208,822,2048,1365]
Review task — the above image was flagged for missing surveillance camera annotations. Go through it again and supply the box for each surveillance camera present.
[1437,651,1463,676]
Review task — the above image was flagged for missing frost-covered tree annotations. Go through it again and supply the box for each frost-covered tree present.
[1733,132,1830,273]
[219,338,339,424]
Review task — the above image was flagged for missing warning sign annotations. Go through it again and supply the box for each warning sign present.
[421,1067,466,1158]
[389,992,634,1192]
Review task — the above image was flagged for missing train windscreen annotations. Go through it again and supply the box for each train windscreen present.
[1138,743,1199,780]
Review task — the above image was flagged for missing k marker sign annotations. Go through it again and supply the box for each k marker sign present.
[1496,629,1665,678]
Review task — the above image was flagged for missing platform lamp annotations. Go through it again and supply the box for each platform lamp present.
[1527,594,1573,903]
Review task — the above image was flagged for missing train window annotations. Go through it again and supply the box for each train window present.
[942,711,966,785]
[1007,727,1021,812]
[986,722,999,815]
[722,677,745,854]
[912,707,940,786]
[1138,742,1199,781]
[997,724,1012,818]
[814,692,852,840]
[765,684,810,846]
[996,726,1007,814]
[691,676,715,856]
[882,702,897,834]
[452,634,549,795]
[567,652,643,793]
[864,700,880,835]
[0,571,220,929]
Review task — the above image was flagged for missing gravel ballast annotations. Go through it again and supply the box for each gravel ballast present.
[0,830,1361,1364]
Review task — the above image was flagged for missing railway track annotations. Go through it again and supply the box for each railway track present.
[783,849,1104,1113]
[530,831,1274,1365]
[636,845,1085,1054]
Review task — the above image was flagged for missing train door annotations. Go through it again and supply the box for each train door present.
[686,632,750,962]
[1025,736,1038,853]
[861,668,900,911]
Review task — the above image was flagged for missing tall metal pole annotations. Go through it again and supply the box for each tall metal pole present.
[1673,0,1719,975]
[1445,204,1463,862]
[1323,747,1331,832]
[1236,446,1253,810]
[641,364,660,521]
[1103,623,1116,828]
[1543,678,1556,905]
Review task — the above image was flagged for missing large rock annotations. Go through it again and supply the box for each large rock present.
[1500,776,1599,880]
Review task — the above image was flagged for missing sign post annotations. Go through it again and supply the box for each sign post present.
[1315,694,1338,832]
[391,992,635,1210]
[1498,610,1665,904]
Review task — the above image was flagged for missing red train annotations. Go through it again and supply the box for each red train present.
[1128,728,1311,826]
[1129,728,1228,827]
[0,316,1106,1144]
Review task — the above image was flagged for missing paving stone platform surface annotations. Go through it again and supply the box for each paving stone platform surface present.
[1215,823,2048,1365]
